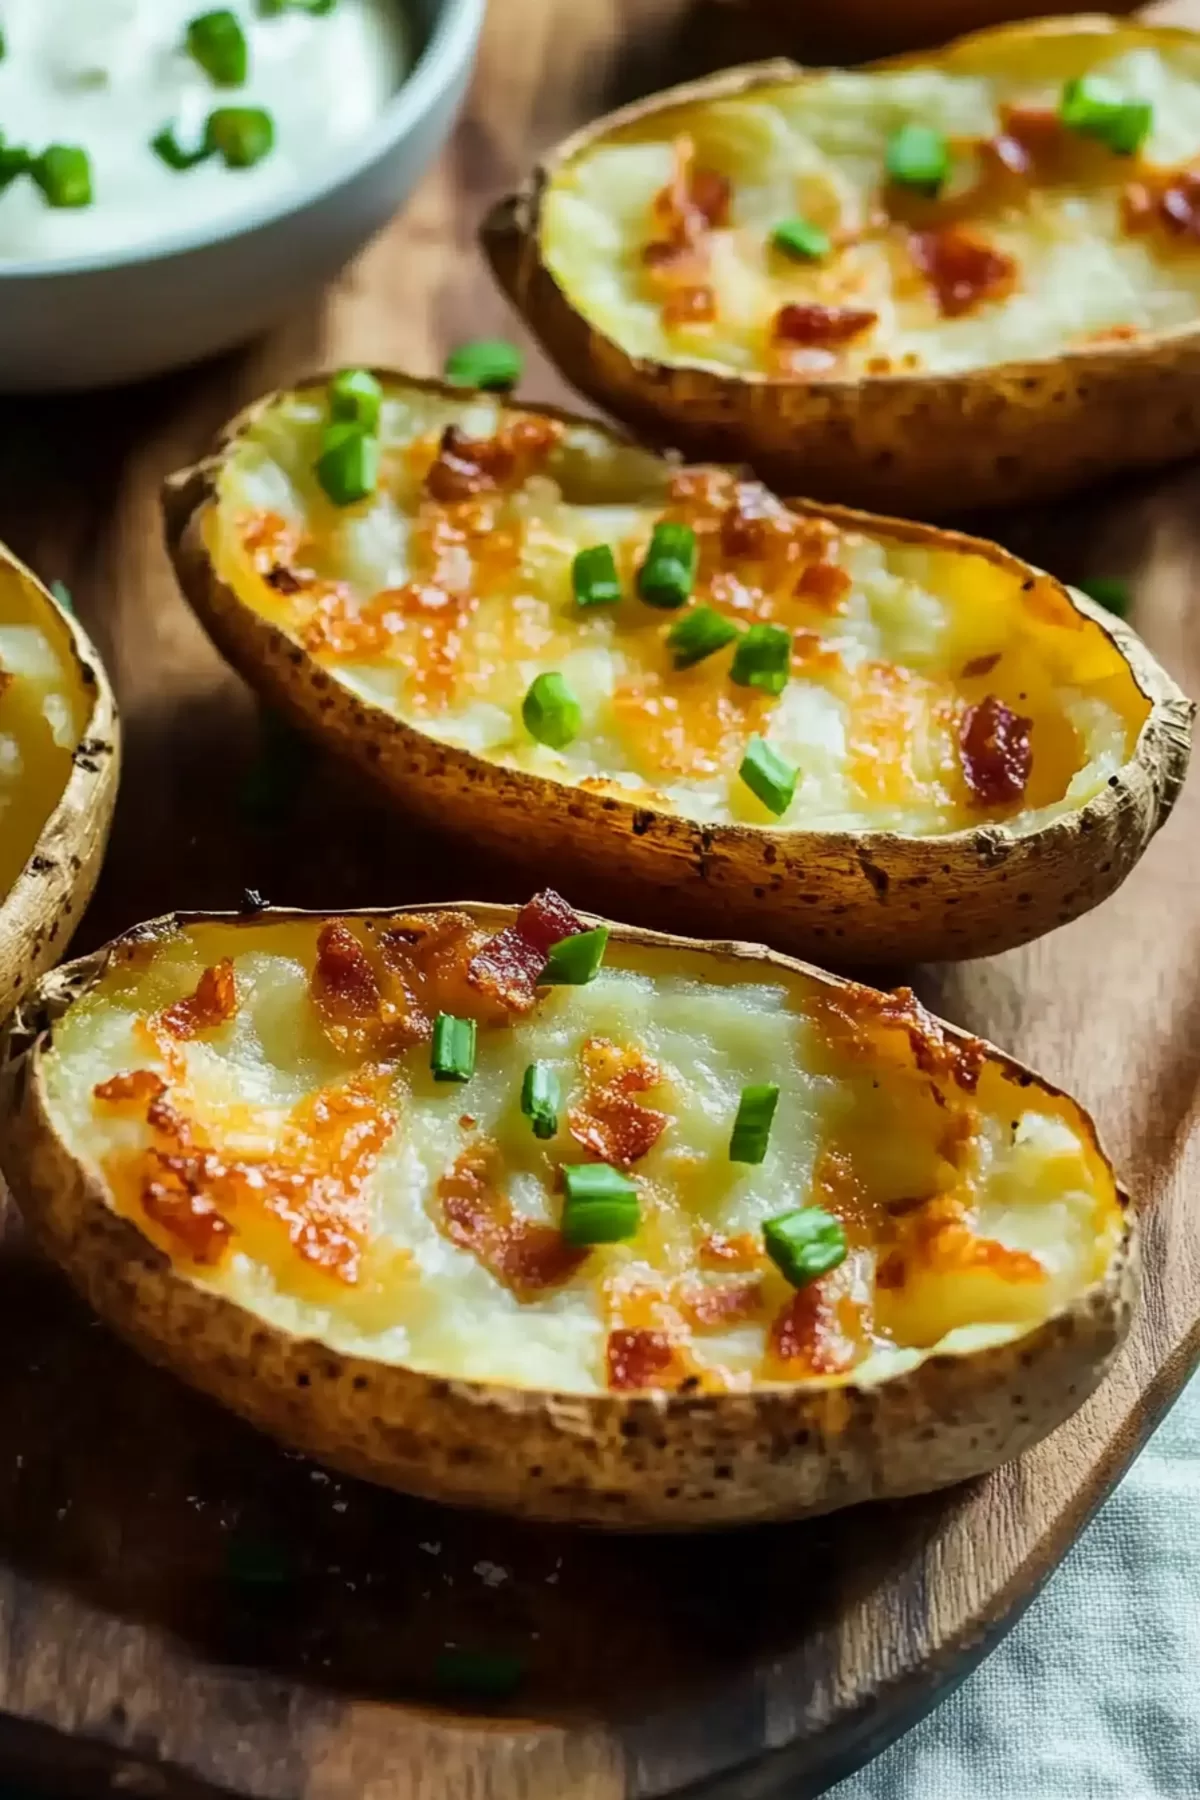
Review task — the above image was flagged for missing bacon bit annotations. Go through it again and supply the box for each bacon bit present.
[962,651,1001,678]
[644,139,731,330]
[883,1192,1046,1288]
[909,226,1018,319]
[141,1160,233,1266]
[155,961,237,1042]
[264,564,304,596]
[466,888,584,1017]
[424,416,562,505]
[1085,323,1140,345]
[93,1070,167,1107]
[0,667,13,701]
[459,1113,476,1130]
[309,922,430,1058]
[677,1276,764,1330]
[567,1037,669,1169]
[960,694,1033,808]
[812,983,987,1094]
[438,1143,586,1300]
[663,284,716,328]
[606,1327,681,1391]
[792,630,844,677]
[1122,166,1200,243]
[239,510,306,575]
[698,1229,762,1271]
[766,1278,861,1378]
[773,303,878,349]
[795,561,852,610]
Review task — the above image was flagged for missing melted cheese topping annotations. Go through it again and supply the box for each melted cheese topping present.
[540,28,1200,376]
[42,912,1124,1396]
[209,383,1145,834]
[0,583,88,898]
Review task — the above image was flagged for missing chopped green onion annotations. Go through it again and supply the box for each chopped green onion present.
[729,1083,780,1165]
[667,604,740,669]
[0,27,6,59]
[573,544,621,609]
[540,926,609,986]
[431,1014,476,1083]
[1076,576,1130,618]
[520,1063,560,1140]
[731,623,791,695]
[772,217,831,261]
[152,124,214,171]
[316,422,378,506]
[433,1648,526,1701]
[443,340,523,392]
[329,368,383,432]
[32,146,93,209]
[186,10,249,86]
[885,123,950,196]
[638,521,698,610]
[763,1207,847,1288]
[49,580,75,615]
[561,1163,640,1245]
[522,672,581,749]
[206,106,276,169]
[1060,77,1152,157]
[0,144,33,191]
[739,735,797,818]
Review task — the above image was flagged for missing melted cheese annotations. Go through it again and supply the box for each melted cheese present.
[540,29,1200,376]
[42,915,1124,1396]
[0,583,87,899]
[210,383,1145,834]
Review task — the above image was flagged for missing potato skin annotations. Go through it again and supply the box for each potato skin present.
[482,19,1200,517]
[162,375,1192,968]
[0,908,1139,1530]
[0,549,120,1021]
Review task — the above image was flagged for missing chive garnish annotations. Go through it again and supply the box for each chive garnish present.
[667,604,740,669]
[763,1207,847,1288]
[739,735,797,818]
[772,217,831,261]
[431,1014,477,1083]
[540,926,609,986]
[731,623,791,696]
[186,10,250,87]
[33,146,93,209]
[1059,78,1152,157]
[329,368,383,432]
[206,106,276,169]
[316,422,379,506]
[520,1062,561,1140]
[522,672,581,749]
[152,124,214,171]
[443,340,523,392]
[885,123,950,196]
[638,521,698,610]
[573,544,621,609]
[729,1083,780,1165]
[0,143,33,191]
[1077,576,1130,618]
[561,1163,640,1245]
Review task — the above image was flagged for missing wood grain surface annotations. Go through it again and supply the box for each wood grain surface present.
[0,3,1198,1798]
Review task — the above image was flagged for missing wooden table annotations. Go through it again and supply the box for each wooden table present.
[0,4,1197,1798]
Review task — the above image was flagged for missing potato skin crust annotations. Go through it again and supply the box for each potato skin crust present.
[0,906,1138,1530]
[162,373,1192,968]
[0,548,120,1021]
[482,18,1200,516]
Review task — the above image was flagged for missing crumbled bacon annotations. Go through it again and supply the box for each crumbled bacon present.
[697,1229,762,1271]
[773,303,878,348]
[264,564,304,596]
[239,510,306,576]
[567,1038,669,1168]
[643,137,731,329]
[424,417,562,504]
[155,961,238,1041]
[909,226,1018,318]
[960,694,1033,807]
[1122,165,1200,242]
[93,1070,167,1106]
[606,1326,681,1391]
[677,1276,764,1330]
[141,1158,233,1265]
[811,983,987,1094]
[438,1143,585,1300]
[0,667,12,701]
[879,1192,1046,1289]
[310,922,430,1058]
[795,560,852,610]
[466,888,584,1016]
[962,652,1001,678]
[663,284,717,328]
[766,1278,862,1378]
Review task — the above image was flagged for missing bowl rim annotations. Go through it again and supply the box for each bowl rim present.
[0,0,485,284]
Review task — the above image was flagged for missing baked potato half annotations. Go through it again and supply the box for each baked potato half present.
[484,16,1200,514]
[0,889,1135,1528]
[163,372,1190,966]
[0,547,119,1020]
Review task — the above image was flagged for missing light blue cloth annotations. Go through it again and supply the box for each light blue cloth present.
[827,1369,1200,1799]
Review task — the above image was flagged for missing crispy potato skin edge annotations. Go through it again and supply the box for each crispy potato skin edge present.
[0,550,120,1021]
[0,904,1139,1529]
[161,372,1192,967]
[481,18,1200,516]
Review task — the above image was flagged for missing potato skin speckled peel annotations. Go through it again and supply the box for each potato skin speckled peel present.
[0,547,120,1021]
[161,372,1192,967]
[483,17,1200,517]
[0,903,1138,1530]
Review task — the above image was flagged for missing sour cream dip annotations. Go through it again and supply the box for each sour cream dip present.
[0,0,412,264]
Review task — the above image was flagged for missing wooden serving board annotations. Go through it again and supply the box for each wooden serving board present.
[1,3,1198,1797]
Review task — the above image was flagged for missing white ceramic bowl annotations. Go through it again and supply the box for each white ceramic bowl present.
[0,0,484,391]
